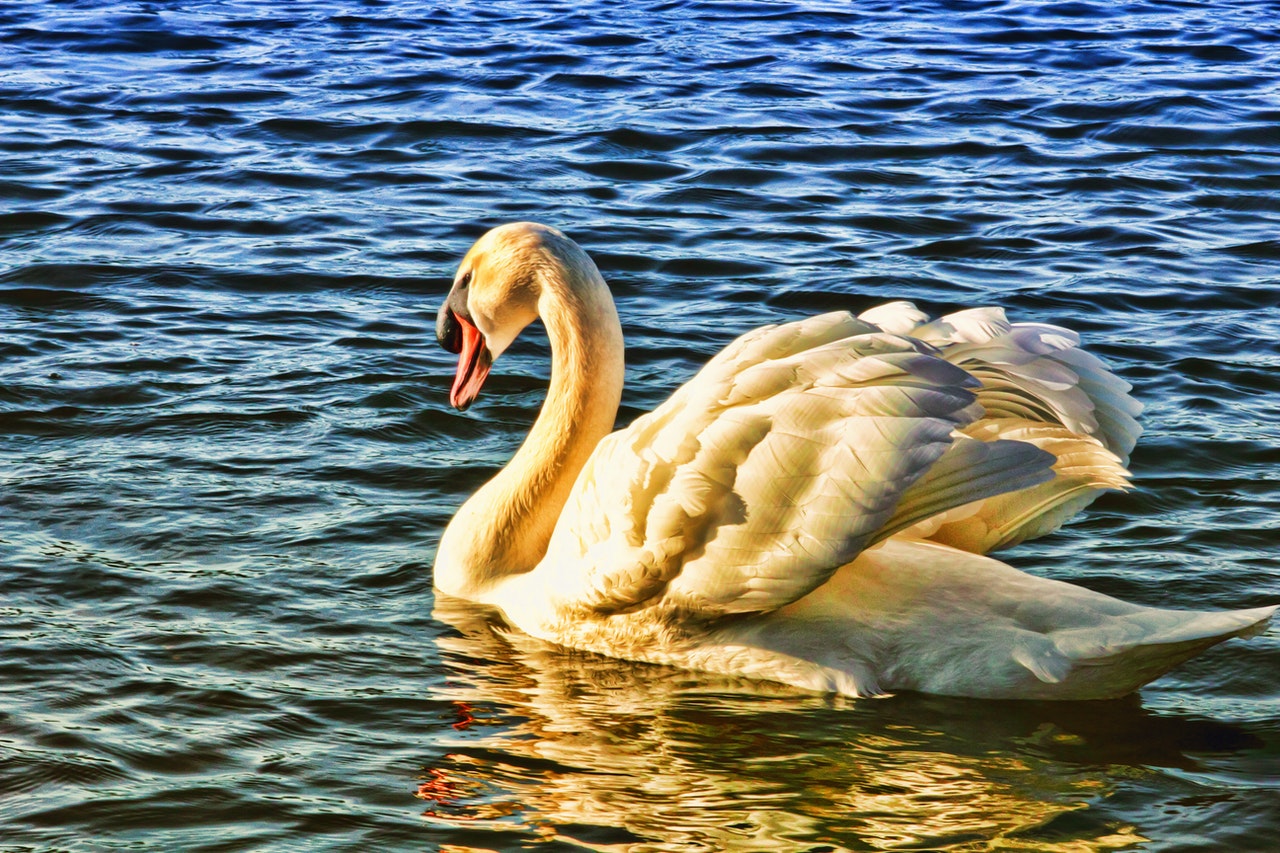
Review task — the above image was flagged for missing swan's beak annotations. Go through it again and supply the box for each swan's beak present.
[444,309,493,411]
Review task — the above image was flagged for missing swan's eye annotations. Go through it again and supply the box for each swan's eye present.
[458,271,471,290]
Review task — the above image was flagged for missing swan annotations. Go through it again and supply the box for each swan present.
[433,222,1275,700]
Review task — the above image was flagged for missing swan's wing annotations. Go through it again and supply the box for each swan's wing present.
[536,312,1054,619]
[896,419,1131,552]
[861,301,1142,462]
[859,302,1141,552]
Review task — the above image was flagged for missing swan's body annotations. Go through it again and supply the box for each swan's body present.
[434,223,1274,700]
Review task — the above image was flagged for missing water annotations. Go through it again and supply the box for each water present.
[2,0,1279,849]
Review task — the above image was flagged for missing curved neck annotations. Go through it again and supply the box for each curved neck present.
[435,262,624,599]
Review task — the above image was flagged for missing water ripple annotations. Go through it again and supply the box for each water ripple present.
[3,0,1279,849]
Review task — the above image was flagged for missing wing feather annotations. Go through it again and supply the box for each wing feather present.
[855,301,1142,553]
[907,419,1133,552]
[897,307,1141,463]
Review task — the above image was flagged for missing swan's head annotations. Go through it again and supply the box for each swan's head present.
[437,222,599,410]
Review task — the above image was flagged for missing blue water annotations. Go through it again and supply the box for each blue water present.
[2,0,1279,849]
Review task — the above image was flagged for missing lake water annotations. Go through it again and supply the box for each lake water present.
[2,0,1279,850]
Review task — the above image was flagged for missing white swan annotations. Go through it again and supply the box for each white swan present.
[433,222,1275,700]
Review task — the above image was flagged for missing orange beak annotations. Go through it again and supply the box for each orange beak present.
[449,311,492,411]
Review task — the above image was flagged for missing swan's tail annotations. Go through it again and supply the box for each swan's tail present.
[1030,604,1276,700]
[771,539,1277,700]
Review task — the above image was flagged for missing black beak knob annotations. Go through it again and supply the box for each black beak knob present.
[437,302,462,354]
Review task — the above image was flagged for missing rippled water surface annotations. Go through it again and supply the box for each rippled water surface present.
[3,0,1280,850]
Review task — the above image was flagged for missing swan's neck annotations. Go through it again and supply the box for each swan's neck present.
[435,264,624,600]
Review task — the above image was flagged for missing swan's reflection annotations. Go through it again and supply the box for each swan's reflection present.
[425,596,1253,851]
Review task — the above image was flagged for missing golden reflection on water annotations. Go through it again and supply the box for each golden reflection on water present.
[426,598,1165,851]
